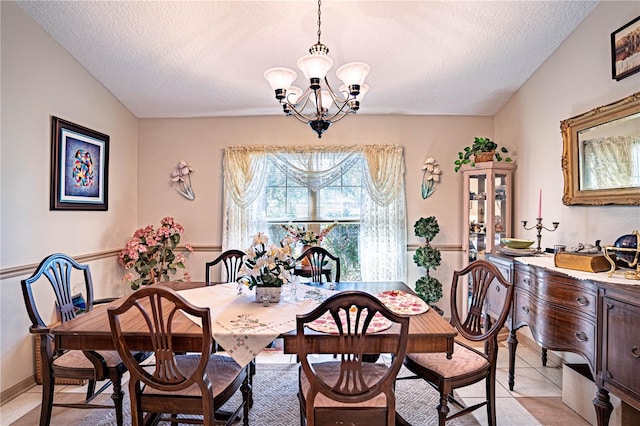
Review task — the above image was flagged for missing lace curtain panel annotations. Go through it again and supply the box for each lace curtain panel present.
[222,144,407,281]
[581,136,640,190]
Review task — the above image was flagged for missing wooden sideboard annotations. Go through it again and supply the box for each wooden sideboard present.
[486,253,640,426]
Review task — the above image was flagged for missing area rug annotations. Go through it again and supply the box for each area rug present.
[13,364,480,425]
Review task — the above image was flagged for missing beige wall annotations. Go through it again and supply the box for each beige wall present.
[1,2,139,397]
[137,115,494,320]
[2,0,638,400]
[495,1,640,247]
[137,115,493,248]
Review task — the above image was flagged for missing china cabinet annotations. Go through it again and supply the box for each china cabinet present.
[461,162,516,263]
[459,162,516,315]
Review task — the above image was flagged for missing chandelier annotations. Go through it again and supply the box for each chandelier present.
[264,0,370,138]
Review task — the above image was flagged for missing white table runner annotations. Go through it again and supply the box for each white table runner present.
[177,283,334,367]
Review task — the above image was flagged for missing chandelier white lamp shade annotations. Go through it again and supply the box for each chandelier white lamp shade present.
[263,0,370,138]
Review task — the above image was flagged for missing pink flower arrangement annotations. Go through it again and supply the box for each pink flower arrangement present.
[118,217,193,290]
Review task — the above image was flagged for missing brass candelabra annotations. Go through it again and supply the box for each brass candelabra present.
[521,218,559,253]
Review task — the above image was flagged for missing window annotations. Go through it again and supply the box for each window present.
[265,158,363,280]
[222,145,406,282]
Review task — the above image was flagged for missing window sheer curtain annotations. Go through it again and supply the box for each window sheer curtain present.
[222,144,407,281]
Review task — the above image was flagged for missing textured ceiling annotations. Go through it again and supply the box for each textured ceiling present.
[17,1,598,118]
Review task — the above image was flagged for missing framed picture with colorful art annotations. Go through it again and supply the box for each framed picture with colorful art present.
[50,116,109,210]
[611,15,640,81]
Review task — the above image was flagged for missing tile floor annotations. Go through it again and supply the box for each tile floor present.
[0,342,593,425]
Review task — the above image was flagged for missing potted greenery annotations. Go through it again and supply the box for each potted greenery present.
[413,216,443,313]
[454,137,512,172]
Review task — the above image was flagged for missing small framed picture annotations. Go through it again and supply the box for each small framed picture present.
[50,116,109,210]
[611,16,640,81]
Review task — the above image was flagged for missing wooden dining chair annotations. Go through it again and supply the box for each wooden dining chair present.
[205,249,245,284]
[20,253,148,426]
[108,286,251,426]
[296,290,409,426]
[295,246,341,282]
[401,260,514,426]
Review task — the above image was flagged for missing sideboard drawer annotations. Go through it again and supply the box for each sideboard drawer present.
[514,290,596,364]
[486,279,509,319]
[515,269,596,318]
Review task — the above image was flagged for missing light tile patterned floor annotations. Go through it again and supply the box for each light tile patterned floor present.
[0,342,594,425]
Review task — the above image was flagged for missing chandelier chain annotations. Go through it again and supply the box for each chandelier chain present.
[317,0,322,44]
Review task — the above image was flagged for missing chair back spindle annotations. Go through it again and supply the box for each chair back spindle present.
[296,246,341,282]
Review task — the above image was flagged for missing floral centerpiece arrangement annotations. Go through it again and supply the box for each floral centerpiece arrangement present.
[118,217,193,290]
[281,222,336,246]
[238,232,296,290]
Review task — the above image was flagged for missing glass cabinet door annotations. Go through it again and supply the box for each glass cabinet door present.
[468,173,487,262]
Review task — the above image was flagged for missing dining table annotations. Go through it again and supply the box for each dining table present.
[51,280,457,425]
[52,280,456,359]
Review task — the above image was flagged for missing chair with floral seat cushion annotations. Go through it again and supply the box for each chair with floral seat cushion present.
[108,286,251,426]
[205,249,246,285]
[401,260,514,426]
[295,246,341,282]
[20,253,149,426]
[296,290,409,426]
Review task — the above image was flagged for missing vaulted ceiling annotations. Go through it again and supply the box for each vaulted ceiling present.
[17,1,598,118]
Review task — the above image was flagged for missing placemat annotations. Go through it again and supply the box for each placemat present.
[307,308,392,334]
[376,290,429,315]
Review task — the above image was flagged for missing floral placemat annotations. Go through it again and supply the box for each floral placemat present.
[307,308,392,334]
[376,290,429,315]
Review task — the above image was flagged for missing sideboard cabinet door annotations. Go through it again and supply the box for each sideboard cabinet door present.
[601,293,640,410]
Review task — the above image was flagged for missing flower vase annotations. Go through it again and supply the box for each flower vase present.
[255,286,282,304]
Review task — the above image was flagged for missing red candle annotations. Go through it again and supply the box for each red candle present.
[538,189,542,218]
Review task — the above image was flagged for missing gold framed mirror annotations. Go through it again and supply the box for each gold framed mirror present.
[561,92,640,206]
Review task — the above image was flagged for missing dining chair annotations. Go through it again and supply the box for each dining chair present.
[296,290,409,426]
[401,260,514,426]
[108,286,251,426]
[205,249,245,284]
[295,246,341,282]
[20,253,148,426]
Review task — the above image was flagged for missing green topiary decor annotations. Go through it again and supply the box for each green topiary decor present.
[413,216,443,308]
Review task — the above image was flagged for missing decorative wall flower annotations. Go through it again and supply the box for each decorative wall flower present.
[171,160,195,200]
[421,157,441,199]
[118,217,193,290]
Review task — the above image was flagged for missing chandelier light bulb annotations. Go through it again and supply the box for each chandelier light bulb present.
[264,67,297,92]
[336,62,370,87]
[286,86,303,104]
[297,54,333,81]
[310,90,333,111]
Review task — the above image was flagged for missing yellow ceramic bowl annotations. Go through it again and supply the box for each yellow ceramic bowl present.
[500,238,534,249]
